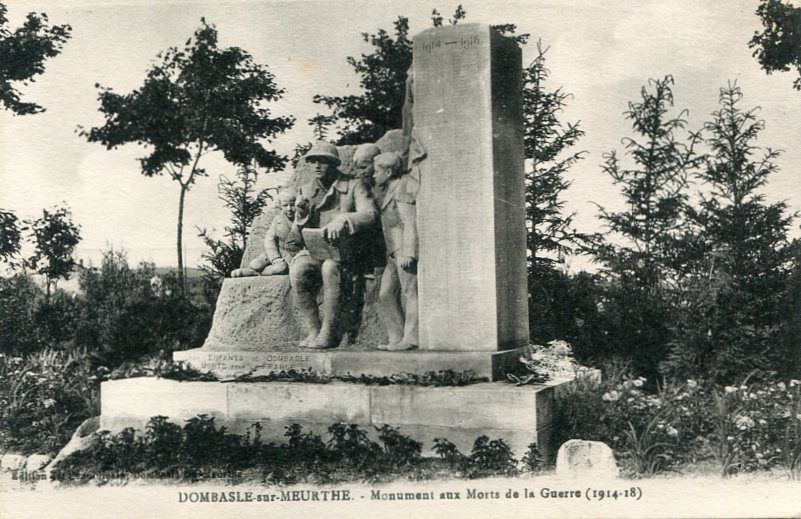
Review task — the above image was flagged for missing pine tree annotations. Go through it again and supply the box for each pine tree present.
[664,83,797,382]
[590,76,700,377]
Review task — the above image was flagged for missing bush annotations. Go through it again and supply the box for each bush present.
[553,367,801,478]
[51,418,543,485]
[0,275,42,355]
[0,348,100,455]
[75,249,212,367]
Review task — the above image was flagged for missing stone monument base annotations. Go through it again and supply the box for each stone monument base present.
[173,347,525,381]
[180,274,526,382]
[100,377,571,462]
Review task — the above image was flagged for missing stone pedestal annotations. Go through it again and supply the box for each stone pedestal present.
[181,274,522,381]
[413,24,529,352]
[101,377,571,462]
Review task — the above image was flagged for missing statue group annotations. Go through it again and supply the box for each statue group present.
[233,139,421,352]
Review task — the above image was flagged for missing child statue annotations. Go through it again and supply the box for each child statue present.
[231,187,303,277]
[372,152,419,351]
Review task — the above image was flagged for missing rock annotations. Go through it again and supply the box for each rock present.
[45,416,101,473]
[0,453,26,471]
[202,276,304,350]
[555,439,618,479]
[24,454,52,471]
[375,129,406,154]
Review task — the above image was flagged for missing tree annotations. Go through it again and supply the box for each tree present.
[81,19,293,284]
[313,16,413,144]
[750,0,801,89]
[1,3,71,269]
[589,76,701,377]
[0,209,21,265]
[663,83,798,382]
[524,41,586,266]
[522,41,591,344]
[313,6,527,145]
[197,164,275,292]
[23,205,81,299]
[0,2,71,115]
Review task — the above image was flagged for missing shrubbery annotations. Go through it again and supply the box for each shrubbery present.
[553,367,801,478]
[75,249,212,367]
[50,416,541,484]
[0,349,101,455]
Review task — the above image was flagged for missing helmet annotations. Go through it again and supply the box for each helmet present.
[304,141,341,166]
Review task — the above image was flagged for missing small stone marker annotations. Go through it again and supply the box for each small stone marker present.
[555,439,619,479]
[412,24,529,351]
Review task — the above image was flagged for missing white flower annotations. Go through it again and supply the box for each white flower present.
[790,380,800,387]
[667,426,679,437]
[42,398,56,408]
[602,391,621,402]
[687,379,698,389]
[735,416,755,429]
[777,382,786,391]
[724,386,738,394]
[632,378,644,388]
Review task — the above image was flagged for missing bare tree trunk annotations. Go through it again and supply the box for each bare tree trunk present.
[177,185,187,292]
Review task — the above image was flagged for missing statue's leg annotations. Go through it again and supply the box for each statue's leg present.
[309,259,343,349]
[341,271,365,344]
[396,267,418,349]
[289,255,322,347]
[377,257,404,349]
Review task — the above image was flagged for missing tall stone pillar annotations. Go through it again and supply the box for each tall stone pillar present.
[413,24,529,351]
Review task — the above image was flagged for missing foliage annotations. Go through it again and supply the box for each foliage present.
[51,417,532,485]
[700,380,801,477]
[0,348,100,455]
[467,436,519,478]
[312,16,412,144]
[524,41,586,266]
[23,205,81,298]
[553,367,801,478]
[197,164,276,294]
[0,2,71,115]
[0,273,83,356]
[108,355,216,382]
[0,208,21,264]
[588,75,700,378]
[80,19,293,279]
[313,6,526,144]
[663,83,797,383]
[521,442,544,473]
[507,340,582,385]
[75,248,211,368]
[750,0,801,90]
[225,367,486,387]
[0,274,42,355]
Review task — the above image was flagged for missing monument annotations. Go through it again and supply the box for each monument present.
[101,24,565,460]
[173,23,529,380]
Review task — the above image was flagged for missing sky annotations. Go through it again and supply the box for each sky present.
[1,0,799,272]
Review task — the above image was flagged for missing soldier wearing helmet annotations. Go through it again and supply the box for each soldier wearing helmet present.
[290,142,380,349]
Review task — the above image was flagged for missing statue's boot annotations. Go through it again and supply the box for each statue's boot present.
[309,262,343,350]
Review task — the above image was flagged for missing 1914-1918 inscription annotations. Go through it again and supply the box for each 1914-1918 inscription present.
[418,35,480,53]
